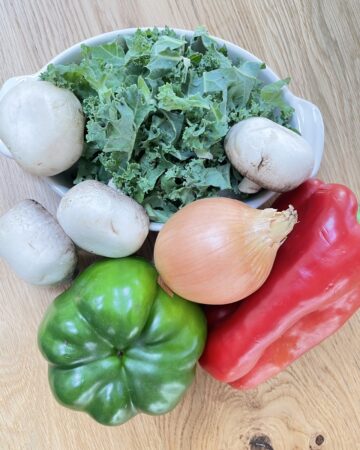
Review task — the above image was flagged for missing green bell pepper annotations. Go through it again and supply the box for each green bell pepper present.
[38,257,207,426]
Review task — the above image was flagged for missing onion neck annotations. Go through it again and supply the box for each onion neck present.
[268,205,298,244]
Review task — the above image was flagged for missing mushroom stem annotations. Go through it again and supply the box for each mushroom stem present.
[238,178,261,194]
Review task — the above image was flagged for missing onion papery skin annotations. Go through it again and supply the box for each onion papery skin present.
[154,198,297,305]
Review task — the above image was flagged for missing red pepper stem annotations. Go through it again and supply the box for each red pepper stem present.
[269,205,298,244]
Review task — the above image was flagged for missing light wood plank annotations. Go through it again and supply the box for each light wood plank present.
[1,1,360,449]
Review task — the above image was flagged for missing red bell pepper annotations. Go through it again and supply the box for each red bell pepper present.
[200,179,360,389]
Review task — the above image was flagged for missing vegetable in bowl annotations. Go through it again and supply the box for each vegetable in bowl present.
[41,27,295,223]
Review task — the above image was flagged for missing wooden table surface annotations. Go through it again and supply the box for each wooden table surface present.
[1,1,360,449]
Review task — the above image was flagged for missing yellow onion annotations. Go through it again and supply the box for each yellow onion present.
[154,198,297,305]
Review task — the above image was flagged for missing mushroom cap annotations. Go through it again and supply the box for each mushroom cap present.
[0,80,84,176]
[57,180,150,258]
[225,117,315,192]
[0,200,77,285]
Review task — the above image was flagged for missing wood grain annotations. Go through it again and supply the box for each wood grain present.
[1,1,360,449]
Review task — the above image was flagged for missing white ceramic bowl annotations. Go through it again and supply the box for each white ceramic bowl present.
[0,28,324,231]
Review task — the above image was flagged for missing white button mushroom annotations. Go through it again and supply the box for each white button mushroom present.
[57,180,150,258]
[0,200,77,285]
[224,117,315,193]
[0,80,84,176]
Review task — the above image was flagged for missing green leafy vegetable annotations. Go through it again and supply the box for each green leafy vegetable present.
[41,27,295,222]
